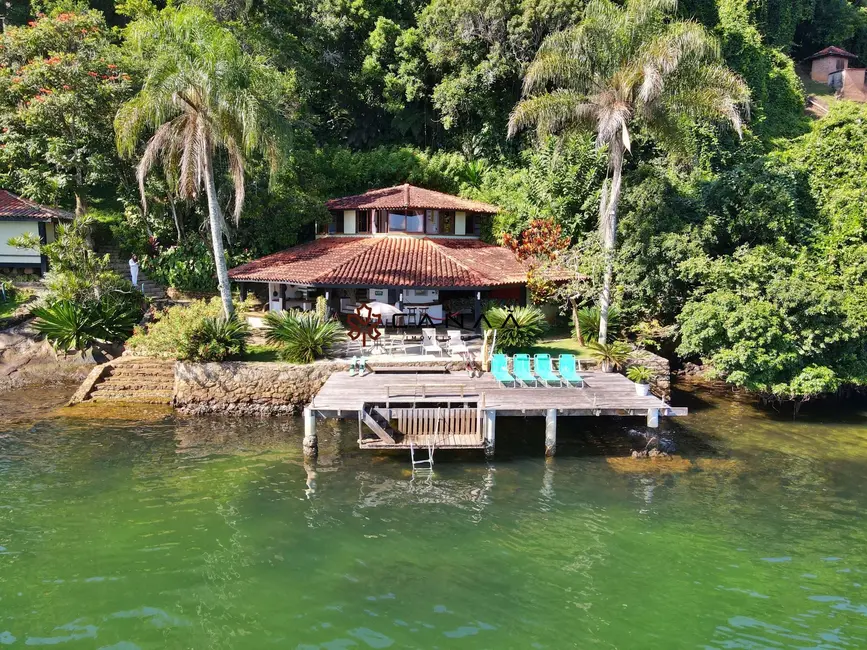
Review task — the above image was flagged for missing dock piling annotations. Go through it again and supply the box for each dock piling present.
[545,408,557,457]
[484,409,496,459]
[646,408,659,428]
[303,407,318,458]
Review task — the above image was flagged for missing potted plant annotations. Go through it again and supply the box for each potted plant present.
[626,365,653,396]
[586,341,631,372]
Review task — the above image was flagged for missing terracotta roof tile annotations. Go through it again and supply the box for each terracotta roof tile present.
[807,46,858,60]
[325,183,499,213]
[228,236,527,288]
[0,189,74,221]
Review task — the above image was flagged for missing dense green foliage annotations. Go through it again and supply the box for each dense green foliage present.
[263,310,344,363]
[5,0,867,402]
[126,297,253,358]
[484,305,548,352]
[32,299,139,352]
[586,341,631,372]
[178,316,251,361]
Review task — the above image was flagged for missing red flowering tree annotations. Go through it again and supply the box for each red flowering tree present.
[503,218,570,262]
[503,218,570,304]
[0,9,133,214]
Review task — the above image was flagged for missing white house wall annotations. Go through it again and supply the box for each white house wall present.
[0,221,41,265]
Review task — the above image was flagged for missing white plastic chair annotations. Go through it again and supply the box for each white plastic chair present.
[421,328,443,356]
[447,329,468,355]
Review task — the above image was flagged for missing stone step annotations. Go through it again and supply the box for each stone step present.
[106,364,175,374]
[98,377,174,390]
[88,392,174,404]
[89,385,173,397]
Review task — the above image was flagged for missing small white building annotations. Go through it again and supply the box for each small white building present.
[0,189,74,275]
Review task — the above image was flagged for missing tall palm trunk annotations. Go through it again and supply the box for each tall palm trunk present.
[203,149,234,320]
[598,141,624,344]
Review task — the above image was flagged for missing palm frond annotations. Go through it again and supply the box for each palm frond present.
[508,91,597,139]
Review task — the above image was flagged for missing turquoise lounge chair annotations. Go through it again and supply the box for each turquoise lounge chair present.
[534,354,561,387]
[513,354,538,387]
[558,354,585,388]
[491,354,516,387]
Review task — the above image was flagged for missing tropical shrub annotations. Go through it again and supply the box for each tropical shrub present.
[264,310,344,363]
[178,317,251,361]
[483,305,548,352]
[126,297,254,358]
[576,306,621,344]
[626,365,653,384]
[586,341,631,372]
[139,238,254,293]
[32,299,140,353]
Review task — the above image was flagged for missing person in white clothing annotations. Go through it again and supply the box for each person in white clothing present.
[129,254,139,289]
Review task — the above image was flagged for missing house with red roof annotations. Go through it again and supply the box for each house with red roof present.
[0,190,74,275]
[807,46,867,102]
[228,184,529,323]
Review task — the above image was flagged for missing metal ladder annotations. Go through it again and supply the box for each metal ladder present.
[409,407,440,475]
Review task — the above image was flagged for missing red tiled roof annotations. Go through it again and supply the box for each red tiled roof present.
[0,189,74,221]
[325,184,499,213]
[807,46,858,60]
[228,236,527,288]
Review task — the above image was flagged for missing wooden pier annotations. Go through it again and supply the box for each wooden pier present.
[304,370,687,458]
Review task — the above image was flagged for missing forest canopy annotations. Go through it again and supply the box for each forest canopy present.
[3,0,867,402]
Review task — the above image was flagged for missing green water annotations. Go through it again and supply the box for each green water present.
[2,385,867,649]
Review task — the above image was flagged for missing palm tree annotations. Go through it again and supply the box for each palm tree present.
[508,0,749,343]
[115,7,291,319]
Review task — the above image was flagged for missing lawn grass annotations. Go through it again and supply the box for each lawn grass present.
[0,291,32,321]
[525,327,593,358]
[242,343,281,362]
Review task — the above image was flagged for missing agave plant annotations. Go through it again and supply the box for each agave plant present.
[32,299,140,353]
[179,316,251,361]
[264,311,344,364]
[483,305,548,352]
[586,341,631,372]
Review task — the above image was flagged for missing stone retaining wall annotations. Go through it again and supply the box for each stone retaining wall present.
[625,349,671,395]
[174,360,347,415]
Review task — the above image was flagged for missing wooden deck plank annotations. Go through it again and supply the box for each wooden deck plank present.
[311,370,685,417]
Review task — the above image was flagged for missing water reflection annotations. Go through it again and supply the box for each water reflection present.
[2,384,867,648]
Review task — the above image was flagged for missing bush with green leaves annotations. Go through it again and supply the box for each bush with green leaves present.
[263,310,344,364]
[126,297,254,358]
[483,305,548,352]
[138,237,253,293]
[626,365,653,384]
[32,299,140,353]
[586,341,631,372]
[178,317,251,361]
[576,305,621,344]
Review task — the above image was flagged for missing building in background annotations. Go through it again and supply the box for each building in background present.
[0,190,73,275]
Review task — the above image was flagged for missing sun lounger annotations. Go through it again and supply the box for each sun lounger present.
[491,354,515,386]
[513,353,538,387]
[534,354,561,387]
[558,354,584,387]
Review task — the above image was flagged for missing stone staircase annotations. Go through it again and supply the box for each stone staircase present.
[74,358,177,404]
[96,245,167,300]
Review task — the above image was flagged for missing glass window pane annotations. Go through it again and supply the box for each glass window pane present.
[389,213,406,230]
[426,210,440,234]
[406,214,423,233]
